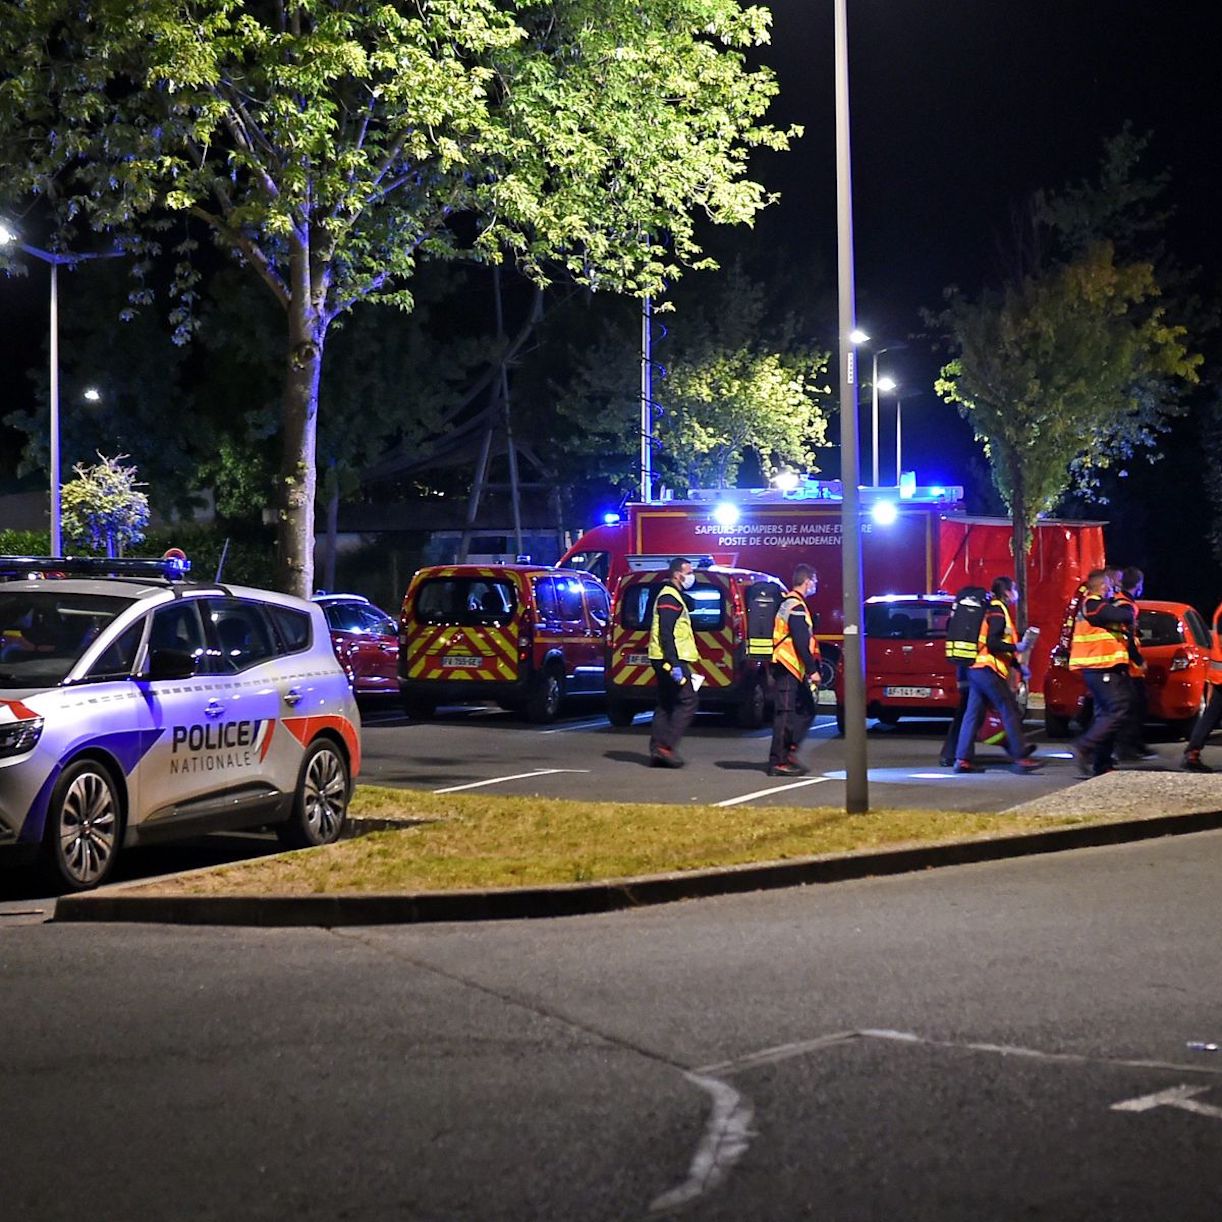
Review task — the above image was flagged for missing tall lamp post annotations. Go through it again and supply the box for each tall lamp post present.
[0,223,121,555]
[834,0,868,813]
[868,342,906,485]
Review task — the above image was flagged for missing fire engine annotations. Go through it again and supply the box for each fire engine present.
[557,479,1107,691]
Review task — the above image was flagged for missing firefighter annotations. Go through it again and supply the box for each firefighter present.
[1113,566,1156,761]
[1183,598,1222,772]
[1069,569,1134,777]
[951,576,1043,774]
[647,556,701,767]
[767,564,821,776]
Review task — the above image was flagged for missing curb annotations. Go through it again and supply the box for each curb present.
[53,807,1222,928]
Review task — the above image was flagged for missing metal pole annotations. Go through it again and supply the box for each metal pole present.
[870,349,879,487]
[834,0,868,813]
[895,396,903,486]
[641,295,653,502]
[49,261,61,557]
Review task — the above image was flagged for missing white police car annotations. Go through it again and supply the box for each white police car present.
[0,557,360,890]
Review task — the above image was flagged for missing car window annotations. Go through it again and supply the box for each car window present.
[361,607,397,636]
[620,582,660,631]
[1137,609,1184,648]
[686,582,724,632]
[413,577,517,626]
[582,579,610,627]
[1184,608,1212,650]
[865,602,951,639]
[146,601,209,674]
[619,581,724,632]
[564,550,610,583]
[533,576,559,620]
[83,620,145,682]
[268,606,313,653]
[554,576,585,622]
[204,599,279,672]
[0,591,135,688]
[323,601,367,633]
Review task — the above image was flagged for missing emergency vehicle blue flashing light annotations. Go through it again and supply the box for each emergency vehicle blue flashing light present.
[602,512,622,525]
[713,502,740,528]
[871,501,899,526]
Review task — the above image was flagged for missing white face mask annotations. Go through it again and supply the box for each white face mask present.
[679,572,695,590]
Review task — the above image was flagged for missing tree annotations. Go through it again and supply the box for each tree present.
[553,261,830,496]
[0,0,796,595]
[930,136,1202,618]
[61,454,150,557]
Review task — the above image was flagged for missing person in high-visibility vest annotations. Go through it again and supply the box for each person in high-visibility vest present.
[1113,566,1156,762]
[951,576,1042,774]
[1183,599,1222,772]
[767,564,821,776]
[647,556,701,767]
[1069,569,1134,777]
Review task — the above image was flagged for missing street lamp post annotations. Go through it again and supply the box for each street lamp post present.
[0,224,121,555]
[834,0,868,813]
[869,344,906,486]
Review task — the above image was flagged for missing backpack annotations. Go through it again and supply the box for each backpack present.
[944,586,991,661]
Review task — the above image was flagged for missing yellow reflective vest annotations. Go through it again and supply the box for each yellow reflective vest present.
[648,583,699,663]
[1068,598,1129,670]
[772,590,819,680]
[971,598,1017,677]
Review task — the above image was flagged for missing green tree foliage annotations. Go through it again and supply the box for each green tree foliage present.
[0,0,797,595]
[930,135,1201,613]
[61,454,150,556]
[554,262,830,493]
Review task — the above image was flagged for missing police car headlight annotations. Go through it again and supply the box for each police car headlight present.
[0,717,43,759]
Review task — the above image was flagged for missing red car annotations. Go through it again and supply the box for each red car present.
[834,593,1027,735]
[314,593,400,696]
[1043,599,1212,738]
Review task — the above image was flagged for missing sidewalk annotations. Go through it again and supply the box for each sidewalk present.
[54,772,1222,927]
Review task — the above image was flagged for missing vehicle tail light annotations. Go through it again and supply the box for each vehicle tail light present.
[1170,648,1191,672]
[518,610,534,654]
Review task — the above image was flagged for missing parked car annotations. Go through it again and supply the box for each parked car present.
[832,593,1027,736]
[314,592,399,696]
[0,556,359,891]
[398,564,611,722]
[605,565,787,728]
[1043,599,1212,738]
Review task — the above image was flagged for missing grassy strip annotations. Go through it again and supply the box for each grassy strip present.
[133,786,1098,897]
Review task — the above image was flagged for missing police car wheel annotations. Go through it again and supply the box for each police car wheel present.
[43,759,122,892]
[277,739,350,849]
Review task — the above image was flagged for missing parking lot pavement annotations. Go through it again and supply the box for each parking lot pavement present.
[356,702,1191,815]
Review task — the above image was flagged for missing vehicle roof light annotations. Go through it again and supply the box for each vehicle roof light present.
[871,501,898,526]
[713,502,740,528]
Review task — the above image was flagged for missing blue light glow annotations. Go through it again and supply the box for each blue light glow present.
[602,512,622,525]
[871,501,899,526]
[713,502,741,528]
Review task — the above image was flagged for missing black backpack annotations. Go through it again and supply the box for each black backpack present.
[945,586,991,661]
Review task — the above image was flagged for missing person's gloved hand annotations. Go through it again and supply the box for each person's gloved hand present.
[807,675,820,693]
[670,665,686,684]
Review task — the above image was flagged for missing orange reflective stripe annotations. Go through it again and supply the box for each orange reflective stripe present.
[1068,619,1129,669]
[970,599,1015,678]
[771,591,814,679]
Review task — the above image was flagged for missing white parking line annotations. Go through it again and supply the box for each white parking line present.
[540,717,641,734]
[432,768,590,794]
[1113,1085,1222,1119]
[715,777,830,807]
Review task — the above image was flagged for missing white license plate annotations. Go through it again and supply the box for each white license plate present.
[884,685,933,699]
[442,655,483,669]
[626,653,651,667]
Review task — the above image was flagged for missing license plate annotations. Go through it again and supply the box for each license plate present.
[884,686,933,699]
[442,655,483,669]
[626,653,651,667]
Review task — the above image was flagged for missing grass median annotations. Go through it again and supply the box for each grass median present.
[129,785,1101,897]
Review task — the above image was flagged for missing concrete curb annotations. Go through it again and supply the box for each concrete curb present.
[53,808,1222,928]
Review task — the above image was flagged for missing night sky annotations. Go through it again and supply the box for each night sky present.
[3,1,1221,596]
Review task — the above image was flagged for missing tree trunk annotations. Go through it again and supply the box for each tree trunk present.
[1010,480,1029,634]
[276,248,325,598]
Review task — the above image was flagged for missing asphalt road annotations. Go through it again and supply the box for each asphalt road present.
[2,829,1220,1220]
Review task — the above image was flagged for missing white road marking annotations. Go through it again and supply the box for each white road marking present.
[648,1073,755,1215]
[715,777,830,807]
[431,768,590,794]
[696,1031,862,1077]
[540,717,640,734]
[1112,1085,1222,1119]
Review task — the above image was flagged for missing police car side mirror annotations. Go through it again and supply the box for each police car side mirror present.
[145,648,198,681]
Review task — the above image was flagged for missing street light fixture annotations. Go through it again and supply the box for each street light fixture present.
[82,387,102,403]
[868,345,906,486]
[0,223,122,555]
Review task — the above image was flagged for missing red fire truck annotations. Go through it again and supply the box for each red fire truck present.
[557,481,1106,691]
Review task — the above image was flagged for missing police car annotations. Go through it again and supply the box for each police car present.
[0,556,360,891]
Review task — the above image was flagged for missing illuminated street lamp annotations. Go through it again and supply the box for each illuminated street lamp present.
[82,386,102,403]
[0,222,122,555]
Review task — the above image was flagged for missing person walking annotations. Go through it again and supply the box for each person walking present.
[1183,598,1222,772]
[951,576,1043,774]
[1069,569,1134,777]
[647,556,701,767]
[1113,566,1156,762]
[767,565,821,776]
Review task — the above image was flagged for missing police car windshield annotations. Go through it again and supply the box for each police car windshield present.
[0,591,134,688]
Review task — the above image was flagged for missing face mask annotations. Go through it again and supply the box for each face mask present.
[679,572,695,590]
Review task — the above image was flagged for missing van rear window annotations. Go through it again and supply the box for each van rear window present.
[620,581,724,632]
[413,578,517,626]
[865,602,951,639]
